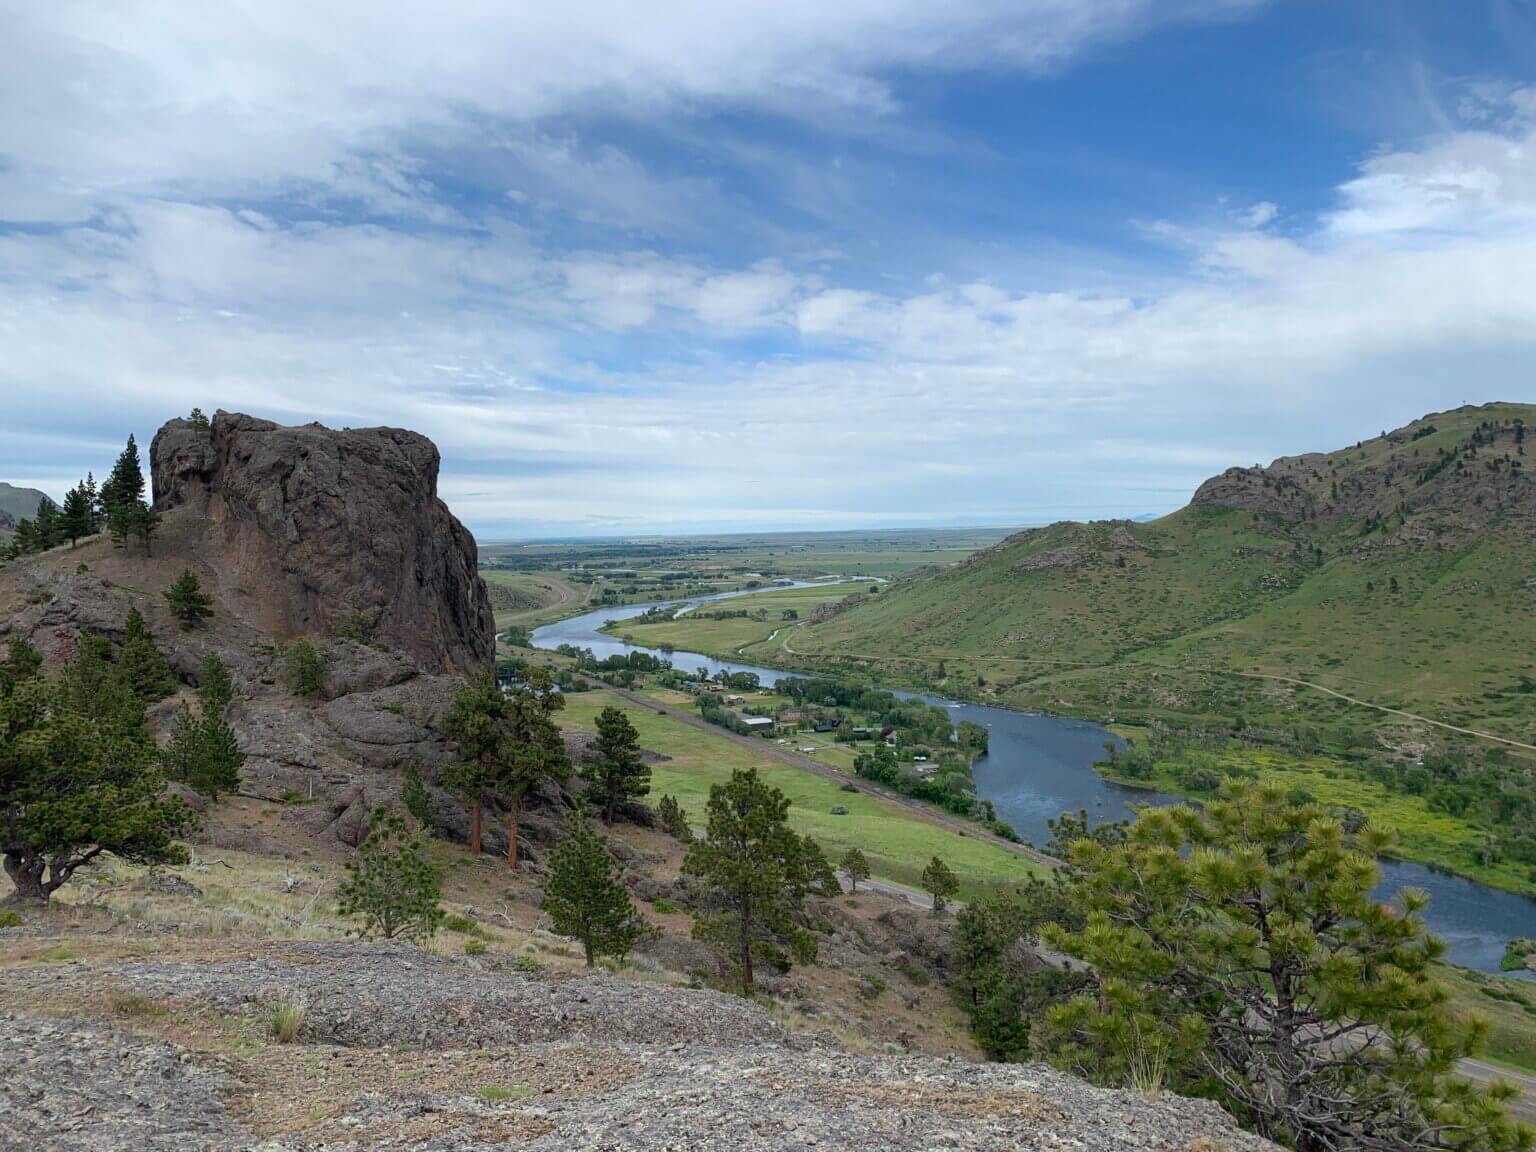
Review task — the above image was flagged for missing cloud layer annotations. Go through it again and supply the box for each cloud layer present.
[3,2,1534,534]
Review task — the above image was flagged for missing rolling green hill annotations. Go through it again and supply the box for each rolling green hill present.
[768,403,1536,891]
[775,403,1536,745]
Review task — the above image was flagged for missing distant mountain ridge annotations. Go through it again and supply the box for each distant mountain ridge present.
[0,481,51,528]
[780,402,1535,744]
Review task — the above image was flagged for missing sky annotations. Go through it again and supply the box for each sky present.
[3,1,1536,539]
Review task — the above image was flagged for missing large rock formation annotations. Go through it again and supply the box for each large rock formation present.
[152,411,493,674]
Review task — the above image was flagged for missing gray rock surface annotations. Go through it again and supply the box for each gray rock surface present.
[0,1013,245,1152]
[151,411,493,674]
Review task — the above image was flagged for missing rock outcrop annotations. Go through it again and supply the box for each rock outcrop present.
[1,941,1281,1152]
[152,411,493,674]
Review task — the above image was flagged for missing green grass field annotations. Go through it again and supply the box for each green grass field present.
[1440,965,1536,1073]
[605,584,862,654]
[557,688,1044,896]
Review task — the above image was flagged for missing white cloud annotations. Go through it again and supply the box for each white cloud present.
[6,2,1536,533]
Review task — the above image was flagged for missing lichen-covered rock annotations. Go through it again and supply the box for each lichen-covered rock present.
[151,411,493,674]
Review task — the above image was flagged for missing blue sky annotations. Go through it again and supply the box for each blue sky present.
[3,0,1536,538]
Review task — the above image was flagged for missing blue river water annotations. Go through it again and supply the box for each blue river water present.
[532,587,1536,975]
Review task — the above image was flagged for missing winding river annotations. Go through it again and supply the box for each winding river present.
[533,586,1536,975]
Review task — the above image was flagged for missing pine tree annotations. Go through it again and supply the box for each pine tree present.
[580,705,649,824]
[2,637,191,903]
[286,638,325,697]
[32,498,59,551]
[542,806,645,966]
[839,847,870,893]
[162,652,243,800]
[117,609,174,701]
[1040,784,1528,1152]
[656,793,692,841]
[401,765,432,826]
[10,518,36,556]
[801,836,841,896]
[337,808,443,940]
[59,484,91,546]
[921,855,959,914]
[83,473,99,532]
[130,503,162,556]
[683,768,815,993]
[163,569,213,627]
[103,435,147,547]
[197,652,233,713]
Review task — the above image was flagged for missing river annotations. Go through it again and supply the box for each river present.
[532,588,1536,976]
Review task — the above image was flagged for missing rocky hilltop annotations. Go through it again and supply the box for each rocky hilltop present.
[0,411,506,854]
[0,937,1279,1152]
[152,411,493,674]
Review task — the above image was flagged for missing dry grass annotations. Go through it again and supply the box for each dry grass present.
[266,998,306,1043]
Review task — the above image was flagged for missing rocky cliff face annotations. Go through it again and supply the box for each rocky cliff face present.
[152,412,493,674]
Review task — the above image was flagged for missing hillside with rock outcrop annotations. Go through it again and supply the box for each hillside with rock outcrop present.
[0,411,512,857]
[780,402,1536,743]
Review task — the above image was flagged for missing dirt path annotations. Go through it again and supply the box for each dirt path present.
[599,681,1058,871]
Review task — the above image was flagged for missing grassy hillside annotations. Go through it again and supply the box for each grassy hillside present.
[772,404,1536,891]
[785,403,1536,738]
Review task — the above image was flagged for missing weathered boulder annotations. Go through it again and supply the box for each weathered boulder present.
[150,411,493,674]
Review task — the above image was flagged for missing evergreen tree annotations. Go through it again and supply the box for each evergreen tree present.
[441,667,569,866]
[286,638,325,698]
[683,768,815,993]
[401,765,432,826]
[491,667,568,868]
[1040,784,1528,1152]
[921,855,959,914]
[440,670,504,855]
[2,638,190,903]
[197,652,233,713]
[580,705,649,824]
[801,836,841,896]
[103,434,147,547]
[337,808,443,940]
[59,484,91,546]
[656,793,692,841]
[0,638,43,695]
[10,518,35,557]
[116,609,174,701]
[162,652,243,800]
[83,473,99,532]
[542,806,645,966]
[839,846,870,893]
[130,503,162,556]
[32,498,59,551]
[163,569,213,627]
